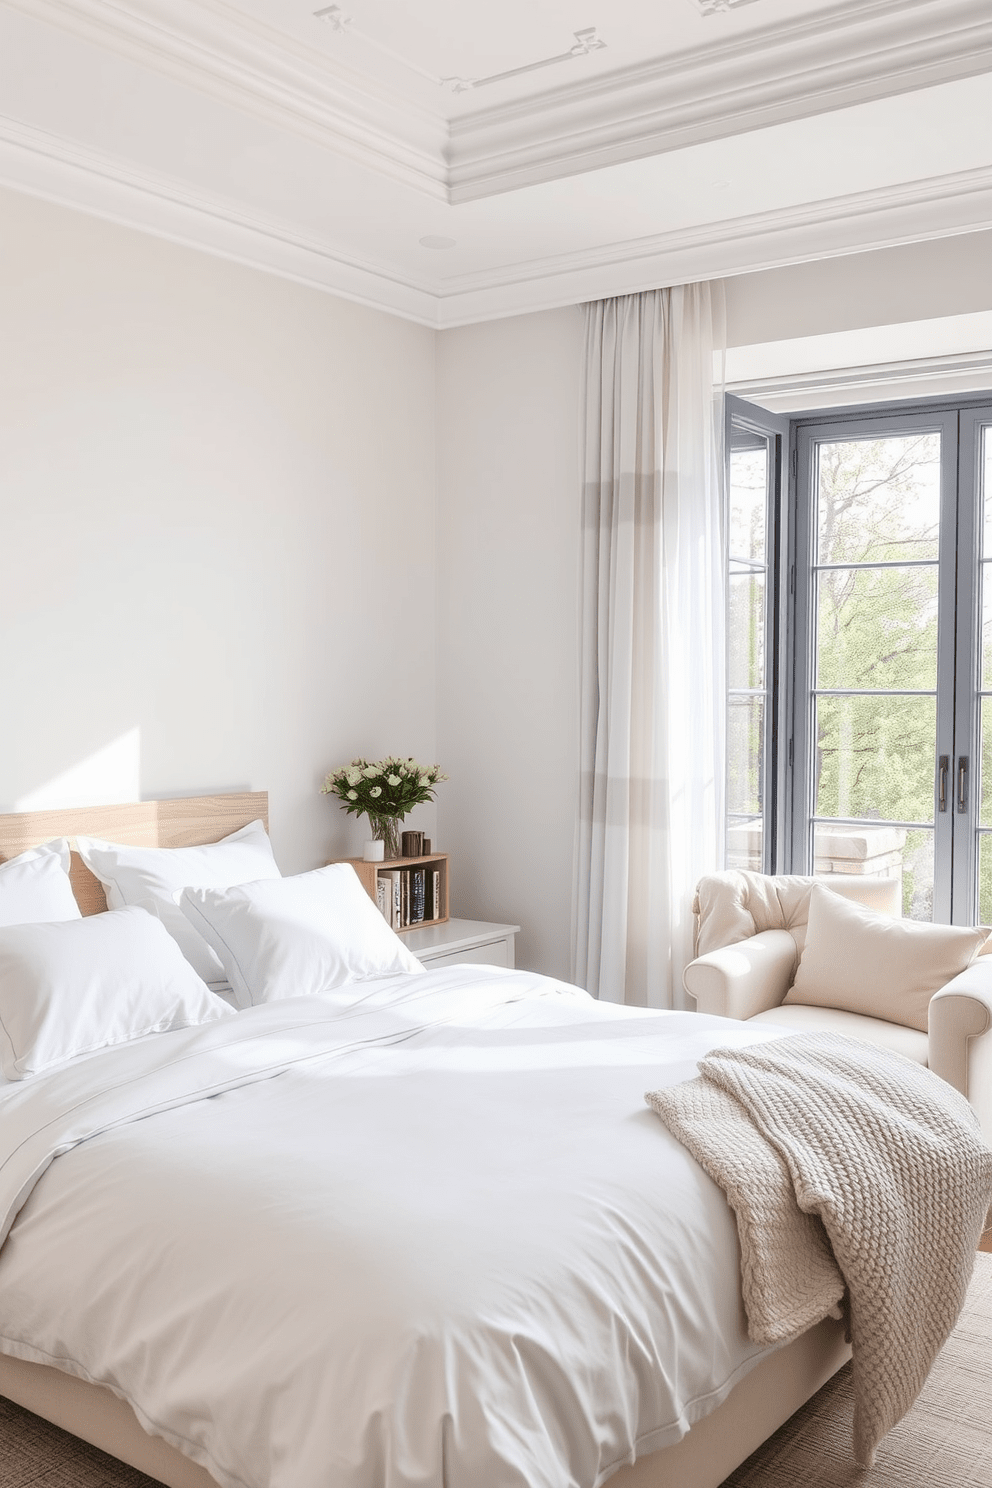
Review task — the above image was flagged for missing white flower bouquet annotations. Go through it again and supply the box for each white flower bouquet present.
[321,756,447,859]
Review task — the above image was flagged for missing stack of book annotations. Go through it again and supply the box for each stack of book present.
[375,866,442,929]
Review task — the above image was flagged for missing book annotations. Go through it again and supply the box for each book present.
[382,869,401,930]
[375,876,390,921]
[411,868,425,923]
[429,868,440,921]
[400,869,409,927]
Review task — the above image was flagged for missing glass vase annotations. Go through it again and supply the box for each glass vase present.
[367,814,402,861]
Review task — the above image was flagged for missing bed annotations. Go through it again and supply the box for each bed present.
[0,793,850,1488]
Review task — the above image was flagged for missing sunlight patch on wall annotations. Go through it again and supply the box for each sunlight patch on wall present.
[14,729,141,811]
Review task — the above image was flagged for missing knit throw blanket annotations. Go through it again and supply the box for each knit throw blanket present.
[646,1033,992,1466]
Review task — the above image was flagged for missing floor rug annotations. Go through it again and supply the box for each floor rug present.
[723,1249,992,1487]
[0,1254,989,1486]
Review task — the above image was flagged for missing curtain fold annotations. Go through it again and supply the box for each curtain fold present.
[572,284,727,1008]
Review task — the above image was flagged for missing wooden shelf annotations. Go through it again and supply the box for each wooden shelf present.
[332,854,449,933]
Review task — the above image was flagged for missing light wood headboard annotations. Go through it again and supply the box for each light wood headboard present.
[0,793,269,917]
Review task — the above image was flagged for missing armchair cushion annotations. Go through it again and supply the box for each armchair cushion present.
[747,1003,929,1066]
[784,883,987,1033]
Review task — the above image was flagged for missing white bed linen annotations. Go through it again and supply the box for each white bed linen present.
[0,968,785,1488]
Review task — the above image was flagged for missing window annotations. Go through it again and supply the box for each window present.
[726,394,992,924]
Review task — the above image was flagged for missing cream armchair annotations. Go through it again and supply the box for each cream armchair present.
[684,871,992,1145]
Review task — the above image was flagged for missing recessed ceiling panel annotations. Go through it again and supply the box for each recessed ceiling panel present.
[222,0,857,113]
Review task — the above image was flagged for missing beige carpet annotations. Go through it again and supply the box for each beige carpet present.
[0,1255,989,1486]
[722,1249,992,1487]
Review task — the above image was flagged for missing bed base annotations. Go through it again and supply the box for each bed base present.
[0,1318,849,1488]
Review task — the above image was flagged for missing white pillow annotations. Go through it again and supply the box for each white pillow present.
[0,905,232,1080]
[0,840,80,926]
[75,821,281,991]
[784,882,987,1033]
[179,863,423,1008]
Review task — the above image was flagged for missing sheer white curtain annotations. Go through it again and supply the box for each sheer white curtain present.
[572,284,726,1008]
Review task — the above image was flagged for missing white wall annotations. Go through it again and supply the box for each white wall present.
[724,230,992,348]
[0,187,437,873]
[436,308,584,979]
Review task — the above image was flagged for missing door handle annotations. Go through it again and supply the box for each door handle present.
[957,756,969,813]
[938,755,949,812]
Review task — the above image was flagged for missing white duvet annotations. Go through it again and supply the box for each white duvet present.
[0,967,784,1488]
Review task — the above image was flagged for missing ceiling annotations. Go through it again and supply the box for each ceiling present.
[1,0,990,326]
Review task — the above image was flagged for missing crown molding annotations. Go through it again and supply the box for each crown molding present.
[0,115,439,324]
[3,111,992,332]
[729,348,992,400]
[6,0,991,208]
[4,0,449,198]
[448,0,992,200]
[727,350,992,411]
[433,163,992,326]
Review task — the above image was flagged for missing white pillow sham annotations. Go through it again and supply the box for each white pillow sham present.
[784,882,987,1033]
[75,821,281,991]
[0,840,80,926]
[0,905,232,1080]
[179,863,423,1009]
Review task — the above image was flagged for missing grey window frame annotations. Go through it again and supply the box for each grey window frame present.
[955,406,992,924]
[728,389,992,923]
[725,394,790,873]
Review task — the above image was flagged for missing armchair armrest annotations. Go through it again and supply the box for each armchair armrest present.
[683,930,797,1021]
[929,960,992,1143]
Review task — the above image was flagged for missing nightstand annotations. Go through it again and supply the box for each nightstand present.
[403,918,520,970]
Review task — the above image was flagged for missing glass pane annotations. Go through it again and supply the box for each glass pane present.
[815,433,941,566]
[981,425,992,556]
[978,833,992,926]
[982,428,992,687]
[727,818,763,871]
[813,693,936,823]
[981,561,992,691]
[815,564,938,691]
[729,568,765,690]
[981,697,992,828]
[728,695,764,818]
[813,826,933,921]
[729,434,768,563]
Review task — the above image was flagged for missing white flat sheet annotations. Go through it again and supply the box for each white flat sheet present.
[0,967,785,1488]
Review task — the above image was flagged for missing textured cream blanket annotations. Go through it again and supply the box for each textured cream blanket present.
[646,1033,992,1466]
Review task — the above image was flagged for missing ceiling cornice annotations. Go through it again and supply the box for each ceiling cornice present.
[727,348,992,412]
[6,0,991,206]
[3,109,991,331]
[448,0,992,200]
[5,0,449,197]
[0,114,440,323]
[435,162,992,325]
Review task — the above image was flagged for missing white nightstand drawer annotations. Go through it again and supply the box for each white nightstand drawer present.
[403,918,519,969]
